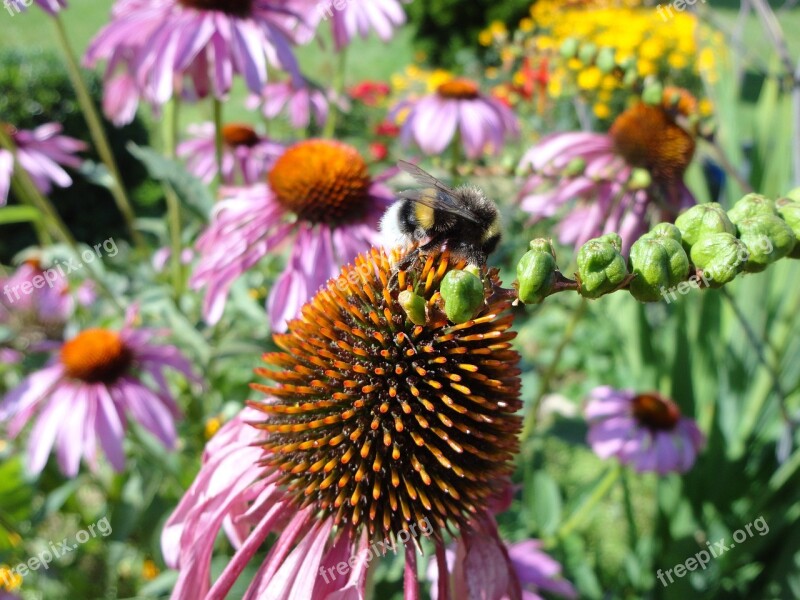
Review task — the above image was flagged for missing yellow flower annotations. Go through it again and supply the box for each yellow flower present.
[142,559,160,581]
[548,74,563,98]
[699,98,714,117]
[0,565,22,591]
[489,20,507,37]
[478,29,493,47]
[427,70,454,92]
[485,66,499,80]
[519,17,534,33]
[594,103,612,119]
[567,57,583,70]
[667,52,689,70]
[204,416,222,439]
[637,59,657,77]
[577,66,603,90]
[601,74,619,91]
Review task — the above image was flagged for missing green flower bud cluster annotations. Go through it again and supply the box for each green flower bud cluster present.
[514,191,799,307]
[439,268,484,324]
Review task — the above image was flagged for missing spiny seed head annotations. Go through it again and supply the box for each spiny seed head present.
[61,329,132,383]
[436,78,481,100]
[221,123,260,148]
[251,248,522,543]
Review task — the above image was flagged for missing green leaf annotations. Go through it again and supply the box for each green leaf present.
[0,205,42,225]
[530,471,563,537]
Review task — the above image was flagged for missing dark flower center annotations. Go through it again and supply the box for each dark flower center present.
[177,0,253,17]
[436,79,481,100]
[61,329,132,384]
[252,248,522,542]
[631,393,680,431]
[221,123,260,148]
[268,139,371,224]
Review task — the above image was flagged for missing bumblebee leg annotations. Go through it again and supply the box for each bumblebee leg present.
[388,247,421,291]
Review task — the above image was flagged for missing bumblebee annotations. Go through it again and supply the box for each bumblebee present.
[380,161,502,272]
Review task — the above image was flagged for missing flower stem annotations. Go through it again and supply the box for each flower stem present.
[163,98,184,296]
[323,50,348,139]
[52,13,145,253]
[213,97,224,195]
[555,464,620,540]
[450,131,463,181]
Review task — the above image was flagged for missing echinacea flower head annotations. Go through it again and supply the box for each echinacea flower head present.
[322,0,407,51]
[585,386,705,475]
[0,313,195,477]
[163,247,524,599]
[190,139,392,330]
[253,79,331,129]
[393,77,520,159]
[0,123,86,205]
[84,0,311,118]
[519,87,698,253]
[177,122,283,185]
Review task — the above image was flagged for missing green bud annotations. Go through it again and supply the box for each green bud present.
[578,42,597,64]
[642,81,663,105]
[596,47,616,73]
[786,187,800,202]
[577,235,628,299]
[628,168,652,191]
[629,236,690,302]
[439,269,484,324]
[398,290,427,326]
[623,68,638,87]
[564,157,586,177]
[689,233,747,286]
[647,223,683,244]
[517,239,557,304]
[560,37,579,59]
[736,215,796,272]
[776,198,800,258]
[727,193,777,225]
[674,202,736,251]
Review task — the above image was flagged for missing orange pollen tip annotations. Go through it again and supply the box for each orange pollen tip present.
[61,329,132,383]
[221,123,260,147]
[631,393,681,431]
[268,139,371,224]
[436,78,481,100]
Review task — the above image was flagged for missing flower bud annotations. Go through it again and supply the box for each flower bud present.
[629,236,690,302]
[675,202,736,251]
[628,168,652,191]
[560,37,579,59]
[642,81,663,105]
[596,47,616,73]
[689,233,747,286]
[564,157,587,177]
[727,193,777,225]
[439,269,484,324]
[578,42,597,64]
[517,239,557,304]
[398,290,427,326]
[776,197,800,258]
[577,234,628,299]
[786,187,800,202]
[648,222,683,244]
[736,215,796,272]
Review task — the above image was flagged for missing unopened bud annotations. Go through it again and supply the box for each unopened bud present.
[577,233,628,299]
[675,202,736,251]
[629,236,690,302]
[689,233,747,286]
[564,157,587,177]
[440,269,484,324]
[560,38,579,59]
[596,47,616,73]
[578,42,597,64]
[398,290,427,326]
[628,168,652,190]
[517,239,557,304]
[648,222,683,244]
[727,193,777,225]
[642,81,663,105]
[776,197,800,258]
[736,215,796,272]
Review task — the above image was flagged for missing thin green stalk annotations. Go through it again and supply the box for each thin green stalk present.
[620,468,639,549]
[213,97,224,195]
[52,13,145,252]
[322,50,348,139]
[8,178,50,245]
[520,299,588,443]
[555,464,621,541]
[450,131,463,181]
[163,99,185,296]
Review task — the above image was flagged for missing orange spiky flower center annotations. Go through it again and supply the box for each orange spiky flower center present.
[268,139,371,224]
[252,248,522,542]
[177,0,252,17]
[221,123,260,148]
[609,88,697,184]
[632,392,680,431]
[61,329,132,384]
[437,79,481,100]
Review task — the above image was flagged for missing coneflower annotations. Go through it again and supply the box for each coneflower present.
[163,247,544,599]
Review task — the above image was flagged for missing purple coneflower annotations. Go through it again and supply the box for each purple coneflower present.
[0,259,74,333]
[392,77,519,160]
[585,386,705,475]
[190,138,392,331]
[84,0,311,119]
[323,0,407,51]
[0,312,195,477]
[519,88,699,253]
[164,247,526,599]
[0,123,85,205]
[251,79,331,129]
[177,122,283,185]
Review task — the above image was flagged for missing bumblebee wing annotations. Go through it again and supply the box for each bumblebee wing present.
[397,190,480,224]
[398,160,458,195]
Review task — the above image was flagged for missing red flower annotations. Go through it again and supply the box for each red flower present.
[349,80,391,106]
[375,120,401,137]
